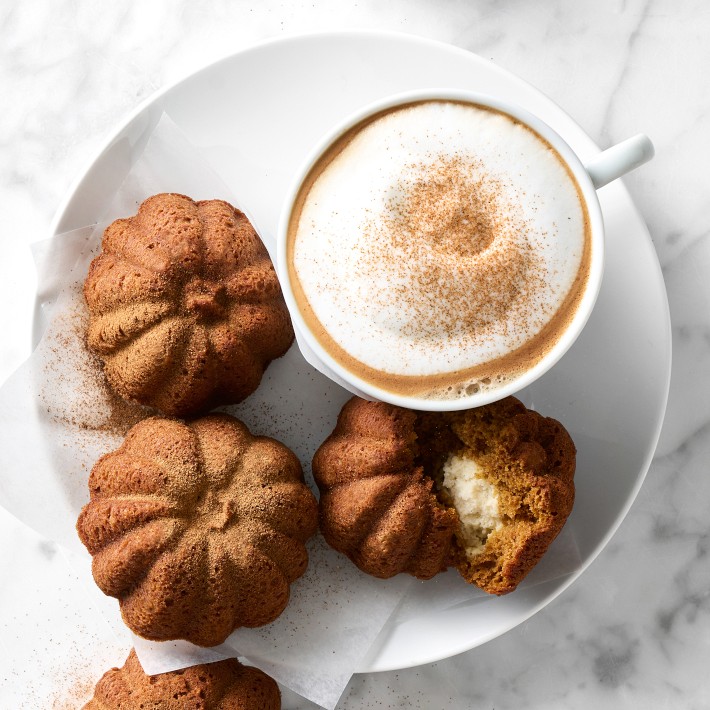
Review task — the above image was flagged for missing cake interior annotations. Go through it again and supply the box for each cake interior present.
[439,453,503,558]
[413,413,508,563]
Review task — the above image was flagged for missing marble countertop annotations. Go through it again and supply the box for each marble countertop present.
[2,1,709,707]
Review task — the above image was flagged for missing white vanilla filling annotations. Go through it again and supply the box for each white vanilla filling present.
[441,453,503,557]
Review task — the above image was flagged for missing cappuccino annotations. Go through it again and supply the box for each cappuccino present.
[287,100,590,399]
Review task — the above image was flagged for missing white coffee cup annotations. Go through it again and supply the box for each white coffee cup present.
[276,89,654,411]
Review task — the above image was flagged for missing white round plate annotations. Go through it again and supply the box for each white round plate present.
[49,31,671,672]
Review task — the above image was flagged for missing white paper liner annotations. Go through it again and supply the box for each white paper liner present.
[0,112,581,709]
[292,321,371,400]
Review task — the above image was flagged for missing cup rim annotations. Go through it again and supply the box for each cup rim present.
[276,88,605,411]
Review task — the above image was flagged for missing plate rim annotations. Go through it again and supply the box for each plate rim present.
[44,29,672,673]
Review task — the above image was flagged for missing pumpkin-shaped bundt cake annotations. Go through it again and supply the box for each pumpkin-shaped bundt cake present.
[77,414,318,646]
[84,194,294,416]
[83,649,281,709]
[313,396,576,594]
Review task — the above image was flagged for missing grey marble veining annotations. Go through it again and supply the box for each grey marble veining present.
[2,0,710,707]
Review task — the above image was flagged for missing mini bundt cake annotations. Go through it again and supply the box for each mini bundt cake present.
[313,396,575,594]
[83,649,281,709]
[77,414,318,646]
[84,193,294,417]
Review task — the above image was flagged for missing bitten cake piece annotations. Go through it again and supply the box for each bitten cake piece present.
[313,396,575,594]
[77,414,318,646]
[83,649,280,709]
[84,193,294,417]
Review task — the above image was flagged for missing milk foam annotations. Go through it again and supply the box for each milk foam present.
[291,101,587,386]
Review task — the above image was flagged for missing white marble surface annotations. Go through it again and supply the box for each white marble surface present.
[1,1,709,707]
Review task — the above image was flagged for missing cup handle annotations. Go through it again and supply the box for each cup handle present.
[584,134,654,189]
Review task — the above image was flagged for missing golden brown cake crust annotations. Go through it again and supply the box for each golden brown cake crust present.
[77,414,318,646]
[313,398,459,580]
[84,194,294,417]
[83,649,281,709]
[312,396,576,594]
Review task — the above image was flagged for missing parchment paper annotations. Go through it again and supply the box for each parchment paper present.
[0,113,580,709]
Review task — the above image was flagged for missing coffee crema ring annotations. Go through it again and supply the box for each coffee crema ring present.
[287,99,591,400]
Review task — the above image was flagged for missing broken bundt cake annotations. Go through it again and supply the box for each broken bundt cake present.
[312,396,575,594]
[84,193,294,417]
[83,649,280,709]
[77,414,318,646]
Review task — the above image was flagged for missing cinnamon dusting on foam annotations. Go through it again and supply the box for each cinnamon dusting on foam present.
[359,154,545,347]
[287,100,591,399]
